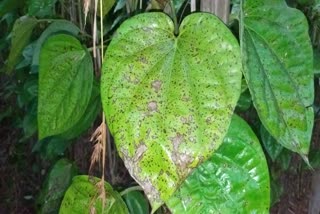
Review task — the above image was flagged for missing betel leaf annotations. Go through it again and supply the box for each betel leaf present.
[38,34,93,139]
[31,20,80,73]
[59,175,129,214]
[7,16,37,72]
[37,159,77,214]
[28,0,58,17]
[166,115,270,213]
[240,0,314,155]
[101,12,242,211]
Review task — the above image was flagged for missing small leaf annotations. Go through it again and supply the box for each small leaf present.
[28,0,58,17]
[101,12,242,211]
[38,34,93,139]
[99,0,116,17]
[123,191,149,214]
[59,175,129,214]
[240,0,314,155]
[37,159,78,214]
[31,20,80,73]
[7,16,38,72]
[260,125,283,162]
[166,115,270,213]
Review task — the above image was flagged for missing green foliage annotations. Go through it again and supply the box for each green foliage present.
[101,12,242,210]
[122,191,150,214]
[38,34,93,139]
[0,0,24,17]
[240,0,314,156]
[166,115,270,213]
[31,20,80,73]
[60,176,129,214]
[37,159,78,214]
[28,0,58,17]
[7,16,38,72]
[260,125,283,162]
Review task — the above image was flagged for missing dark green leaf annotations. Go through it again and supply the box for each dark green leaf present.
[37,159,77,214]
[32,136,71,161]
[60,175,129,214]
[241,0,314,155]
[260,125,283,161]
[7,16,38,72]
[0,0,25,17]
[276,148,292,170]
[38,34,93,139]
[236,89,252,111]
[101,12,242,210]
[166,115,270,213]
[31,20,80,73]
[123,191,149,214]
[28,0,58,17]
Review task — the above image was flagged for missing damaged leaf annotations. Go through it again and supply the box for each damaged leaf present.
[101,12,242,211]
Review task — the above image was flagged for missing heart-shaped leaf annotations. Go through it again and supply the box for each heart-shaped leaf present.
[166,115,270,213]
[59,175,129,214]
[101,12,242,211]
[38,34,93,139]
[240,0,314,155]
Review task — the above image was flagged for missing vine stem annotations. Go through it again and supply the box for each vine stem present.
[99,0,107,212]
[120,186,144,196]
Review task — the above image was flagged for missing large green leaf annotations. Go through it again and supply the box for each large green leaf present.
[31,20,80,73]
[59,175,129,214]
[37,159,77,214]
[240,0,314,155]
[38,34,93,139]
[166,115,270,213]
[101,12,242,211]
[7,16,38,72]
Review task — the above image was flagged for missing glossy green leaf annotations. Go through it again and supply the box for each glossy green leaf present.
[37,159,77,214]
[123,191,149,214]
[260,125,283,161]
[166,115,270,213]
[38,34,93,139]
[59,80,101,140]
[7,16,37,72]
[59,175,129,214]
[28,0,58,17]
[240,0,314,155]
[31,20,80,73]
[101,12,242,211]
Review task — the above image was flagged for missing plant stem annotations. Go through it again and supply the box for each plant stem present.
[169,0,179,36]
[120,186,144,196]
